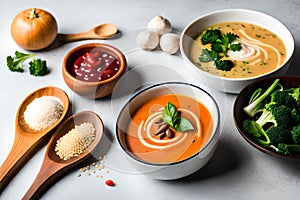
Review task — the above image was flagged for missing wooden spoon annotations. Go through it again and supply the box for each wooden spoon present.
[0,86,69,193]
[59,23,118,43]
[22,111,104,200]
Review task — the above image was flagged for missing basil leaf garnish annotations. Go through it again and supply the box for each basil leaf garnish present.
[162,102,194,132]
[162,102,178,127]
[175,118,194,132]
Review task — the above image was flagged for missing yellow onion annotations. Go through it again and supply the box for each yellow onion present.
[11,8,58,50]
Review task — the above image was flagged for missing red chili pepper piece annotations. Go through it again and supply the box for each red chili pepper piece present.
[105,179,115,186]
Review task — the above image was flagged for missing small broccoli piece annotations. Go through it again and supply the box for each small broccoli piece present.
[214,59,234,71]
[230,43,242,51]
[276,143,300,155]
[256,105,292,128]
[29,59,48,76]
[291,125,300,144]
[225,33,239,43]
[243,119,270,145]
[266,126,292,145]
[6,51,34,72]
[243,78,280,117]
[270,89,297,108]
[200,29,222,45]
[283,87,300,102]
[211,33,240,54]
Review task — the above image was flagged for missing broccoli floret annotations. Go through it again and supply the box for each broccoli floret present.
[211,33,241,54]
[283,87,300,102]
[270,89,297,108]
[243,78,280,117]
[243,119,270,145]
[266,126,292,145]
[29,59,48,76]
[230,43,242,51]
[276,143,300,155]
[291,125,300,144]
[6,51,34,72]
[214,59,234,71]
[256,105,292,128]
[200,29,222,45]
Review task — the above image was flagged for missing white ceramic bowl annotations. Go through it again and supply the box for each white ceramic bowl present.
[180,9,295,94]
[116,82,220,180]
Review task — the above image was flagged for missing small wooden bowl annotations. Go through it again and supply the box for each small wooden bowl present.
[233,76,300,159]
[62,43,127,99]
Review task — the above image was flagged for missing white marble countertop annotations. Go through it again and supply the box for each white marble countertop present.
[0,0,300,199]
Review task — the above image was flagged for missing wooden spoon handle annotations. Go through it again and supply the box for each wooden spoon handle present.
[22,160,62,200]
[0,134,39,192]
[59,32,106,43]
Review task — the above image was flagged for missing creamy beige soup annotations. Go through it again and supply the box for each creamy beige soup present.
[190,22,286,78]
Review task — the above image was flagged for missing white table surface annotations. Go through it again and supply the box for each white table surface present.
[0,0,300,199]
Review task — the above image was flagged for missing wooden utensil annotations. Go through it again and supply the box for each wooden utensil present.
[59,23,118,43]
[22,111,104,200]
[0,86,69,193]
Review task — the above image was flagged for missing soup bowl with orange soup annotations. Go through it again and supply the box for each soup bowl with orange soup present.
[116,82,220,180]
[180,9,294,93]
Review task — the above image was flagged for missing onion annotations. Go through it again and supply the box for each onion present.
[11,8,58,50]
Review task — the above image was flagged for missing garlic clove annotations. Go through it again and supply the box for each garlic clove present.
[160,33,180,54]
[136,30,160,50]
[147,15,172,36]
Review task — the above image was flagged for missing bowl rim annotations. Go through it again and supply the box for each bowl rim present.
[179,8,295,82]
[115,81,221,166]
[233,75,300,159]
[62,42,127,85]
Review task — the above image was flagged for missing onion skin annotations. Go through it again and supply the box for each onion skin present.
[11,8,58,50]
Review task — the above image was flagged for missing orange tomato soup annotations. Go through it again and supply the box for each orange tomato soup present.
[125,94,214,164]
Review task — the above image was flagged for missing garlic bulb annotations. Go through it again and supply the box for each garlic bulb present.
[147,15,172,35]
[136,30,160,50]
[160,33,180,54]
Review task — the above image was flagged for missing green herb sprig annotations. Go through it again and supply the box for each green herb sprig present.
[162,102,194,132]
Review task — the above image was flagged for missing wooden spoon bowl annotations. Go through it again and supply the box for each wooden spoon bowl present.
[0,86,69,192]
[22,111,104,200]
[59,23,118,43]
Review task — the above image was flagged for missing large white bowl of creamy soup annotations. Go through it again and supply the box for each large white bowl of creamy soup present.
[180,9,294,93]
